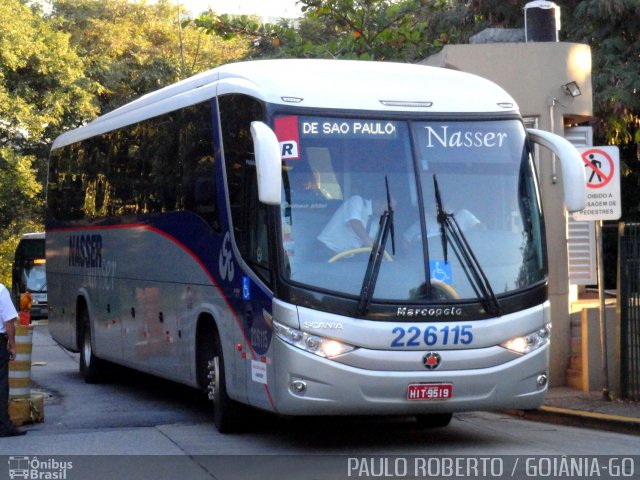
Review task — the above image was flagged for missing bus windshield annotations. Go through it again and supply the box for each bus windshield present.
[277,115,546,304]
[14,237,47,294]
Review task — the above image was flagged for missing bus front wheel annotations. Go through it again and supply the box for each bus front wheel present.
[204,332,242,433]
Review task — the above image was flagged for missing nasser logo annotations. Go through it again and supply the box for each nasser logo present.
[422,352,442,370]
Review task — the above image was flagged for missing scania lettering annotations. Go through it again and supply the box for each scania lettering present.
[46,59,585,432]
[303,322,344,330]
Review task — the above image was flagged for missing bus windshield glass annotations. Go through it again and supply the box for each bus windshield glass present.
[276,115,545,303]
[24,261,47,292]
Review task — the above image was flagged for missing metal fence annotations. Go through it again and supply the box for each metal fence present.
[617,223,640,400]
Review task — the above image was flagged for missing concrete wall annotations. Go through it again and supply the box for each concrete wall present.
[422,42,593,386]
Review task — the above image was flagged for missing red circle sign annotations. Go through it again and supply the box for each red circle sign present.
[582,148,614,189]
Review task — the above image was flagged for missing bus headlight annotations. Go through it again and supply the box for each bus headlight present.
[273,321,355,358]
[501,324,551,355]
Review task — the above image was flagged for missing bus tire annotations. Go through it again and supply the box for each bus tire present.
[78,307,107,383]
[201,329,242,433]
[415,413,453,429]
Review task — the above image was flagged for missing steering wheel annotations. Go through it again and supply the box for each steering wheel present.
[328,247,393,263]
[409,280,459,300]
[430,280,459,299]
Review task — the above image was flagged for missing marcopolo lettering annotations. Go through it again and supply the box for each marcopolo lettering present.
[69,234,103,268]
[397,307,463,317]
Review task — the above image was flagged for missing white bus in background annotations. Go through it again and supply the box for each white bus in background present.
[12,232,47,319]
[46,59,585,432]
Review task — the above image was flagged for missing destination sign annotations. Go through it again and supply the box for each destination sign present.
[300,120,398,138]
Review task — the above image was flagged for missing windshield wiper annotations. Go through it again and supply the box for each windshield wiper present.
[433,175,501,316]
[357,177,395,316]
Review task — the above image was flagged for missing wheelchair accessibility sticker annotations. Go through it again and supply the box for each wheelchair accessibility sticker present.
[430,260,452,284]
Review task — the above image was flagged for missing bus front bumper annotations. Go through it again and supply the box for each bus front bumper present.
[270,337,548,416]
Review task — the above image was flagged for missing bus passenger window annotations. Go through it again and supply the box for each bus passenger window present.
[194,177,219,231]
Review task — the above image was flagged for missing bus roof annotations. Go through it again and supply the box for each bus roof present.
[20,232,45,240]
[52,59,519,150]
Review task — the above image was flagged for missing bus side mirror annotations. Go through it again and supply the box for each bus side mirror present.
[251,121,282,206]
[527,128,586,212]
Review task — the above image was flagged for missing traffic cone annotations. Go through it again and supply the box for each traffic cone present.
[8,292,45,425]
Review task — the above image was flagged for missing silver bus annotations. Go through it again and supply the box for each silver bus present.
[46,59,585,432]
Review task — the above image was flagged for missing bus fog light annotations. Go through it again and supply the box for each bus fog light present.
[291,380,307,393]
[274,320,356,358]
[501,324,551,355]
[537,373,548,388]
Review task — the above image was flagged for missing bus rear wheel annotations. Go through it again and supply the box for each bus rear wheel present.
[203,333,242,433]
[78,308,108,383]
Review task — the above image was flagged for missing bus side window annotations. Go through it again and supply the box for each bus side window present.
[194,176,220,231]
[218,94,271,285]
[179,104,220,231]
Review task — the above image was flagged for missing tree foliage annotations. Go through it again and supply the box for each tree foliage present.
[0,0,97,285]
[49,0,250,113]
[0,0,249,285]
[563,1,640,144]
[559,0,640,218]
[0,1,98,150]
[193,0,472,61]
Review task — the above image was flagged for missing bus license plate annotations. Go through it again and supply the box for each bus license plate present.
[407,383,453,401]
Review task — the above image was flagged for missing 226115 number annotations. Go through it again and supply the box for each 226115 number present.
[390,325,473,348]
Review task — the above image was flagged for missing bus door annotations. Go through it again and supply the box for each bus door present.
[241,198,274,411]
[219,93,275,410]
[228,162,273,410]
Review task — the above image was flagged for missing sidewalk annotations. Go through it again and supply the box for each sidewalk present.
[512,387,640,435]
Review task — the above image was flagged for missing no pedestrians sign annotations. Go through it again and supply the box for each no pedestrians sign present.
[572,146,621,221]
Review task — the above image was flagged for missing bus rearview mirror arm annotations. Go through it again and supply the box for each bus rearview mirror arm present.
[527,128,586,213]
[251,121,282,206]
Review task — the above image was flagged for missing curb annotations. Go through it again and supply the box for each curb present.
[506,407,640,436]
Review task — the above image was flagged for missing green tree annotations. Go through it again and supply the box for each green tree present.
[191,13,298,59]
[49,0,250,114]
[195,0,464,61]
[0,0,97,286]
